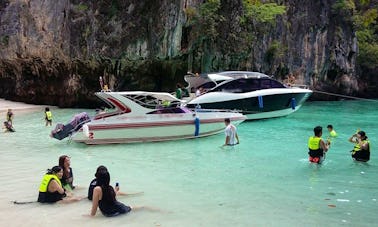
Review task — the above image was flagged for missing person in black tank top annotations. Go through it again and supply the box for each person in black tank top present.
[89,170,131,217]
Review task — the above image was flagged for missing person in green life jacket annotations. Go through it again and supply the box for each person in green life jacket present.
[45,107,53,126]
[349,130,370,162]
[308,126,330,164]
[327,125,337,137]
[175,83,182,99]
[37,166,82,203]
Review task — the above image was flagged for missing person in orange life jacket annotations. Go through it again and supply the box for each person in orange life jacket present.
[308,126,330,164]
[349,130,370,162]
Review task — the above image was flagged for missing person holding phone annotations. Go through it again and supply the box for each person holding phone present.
[89,170,132,217]
[88,166,135,200]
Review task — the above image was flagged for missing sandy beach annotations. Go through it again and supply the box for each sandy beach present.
[0,98,47,116]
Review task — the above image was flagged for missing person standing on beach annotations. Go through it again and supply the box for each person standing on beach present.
[6,108,13,125]
[223,118,239,146]
[349,130,370,162]
[308,126,330,164]
[175,83,182,99]
[45,107,53,126]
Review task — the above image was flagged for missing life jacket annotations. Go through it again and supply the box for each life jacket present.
[352,139,370,155]
[308,136,321,150]
[330,130,337,137]
[39,174,62,192]
[308,136,323,157]
[45,111,52,120]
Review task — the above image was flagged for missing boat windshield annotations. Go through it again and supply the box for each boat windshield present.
[147,107,191,114]
[122,94,181,109]
[210,78,285,93]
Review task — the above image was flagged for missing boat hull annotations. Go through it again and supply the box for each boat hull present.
[72,113,245,145]
[187,89,312,120]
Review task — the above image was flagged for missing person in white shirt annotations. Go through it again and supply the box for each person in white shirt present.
[223,118,239,146]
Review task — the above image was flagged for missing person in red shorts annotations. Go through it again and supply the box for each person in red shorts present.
[308,126,330,164]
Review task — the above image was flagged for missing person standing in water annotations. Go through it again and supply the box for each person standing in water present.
[349,130,370,162]
[6,108,13,126]
[175,83,182,99]
[308,126,330,164]
[45,107,53,126]
[223,118,239,146]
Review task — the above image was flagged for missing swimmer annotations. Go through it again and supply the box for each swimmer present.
[327,125,337,137]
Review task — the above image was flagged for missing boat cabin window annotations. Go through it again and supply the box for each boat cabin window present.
[147,107,189,114]
[210,78,285,93]
[199,81,217,89]
[261,79,285,89]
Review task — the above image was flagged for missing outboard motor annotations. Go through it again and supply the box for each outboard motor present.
[50,112,90,140]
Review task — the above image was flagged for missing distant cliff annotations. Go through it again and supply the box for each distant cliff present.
[0,0,376,107]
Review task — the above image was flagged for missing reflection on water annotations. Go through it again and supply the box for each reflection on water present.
[0,101,377,226]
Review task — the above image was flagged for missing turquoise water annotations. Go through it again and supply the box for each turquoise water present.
[0,100,377,226]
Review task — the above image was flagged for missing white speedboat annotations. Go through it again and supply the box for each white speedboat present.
[52,91,246,145]
[185,71,312,120]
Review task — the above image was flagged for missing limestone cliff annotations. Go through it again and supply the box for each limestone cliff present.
[0,0,375,107]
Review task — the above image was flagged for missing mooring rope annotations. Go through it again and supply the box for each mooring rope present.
[312,90,378,102]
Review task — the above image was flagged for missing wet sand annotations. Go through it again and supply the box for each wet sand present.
[0,98,47,115]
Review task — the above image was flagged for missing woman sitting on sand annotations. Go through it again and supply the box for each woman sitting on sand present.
[37,166,82,203]
[90,169,132,217]
[59,155,75,190]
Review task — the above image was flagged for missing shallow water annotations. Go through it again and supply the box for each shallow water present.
[0,100,377,227]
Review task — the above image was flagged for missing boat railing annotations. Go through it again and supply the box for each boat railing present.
[191,108,242,114]
[286,83,310,89]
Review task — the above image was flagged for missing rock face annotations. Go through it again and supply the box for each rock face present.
[0,0,374,107]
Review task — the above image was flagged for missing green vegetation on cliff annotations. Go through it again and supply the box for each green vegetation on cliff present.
[333,0,378,72]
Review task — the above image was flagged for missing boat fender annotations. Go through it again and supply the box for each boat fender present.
[194,117,200,136]
[83,124,89,137]
[291,98,296,110]
[258,96,264,108]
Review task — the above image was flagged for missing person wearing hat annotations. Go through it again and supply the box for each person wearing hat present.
[349,130,370,162]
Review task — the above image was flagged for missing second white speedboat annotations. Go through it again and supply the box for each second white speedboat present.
[185,71,312,120]
[69,91,246,145]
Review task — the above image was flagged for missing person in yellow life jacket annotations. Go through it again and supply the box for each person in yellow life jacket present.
[349,130,370,162]
[308,126,330,164]
[45,107,53,126]
[37,166,82,204]
[327,125,337,138]
[38,166,66,203]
